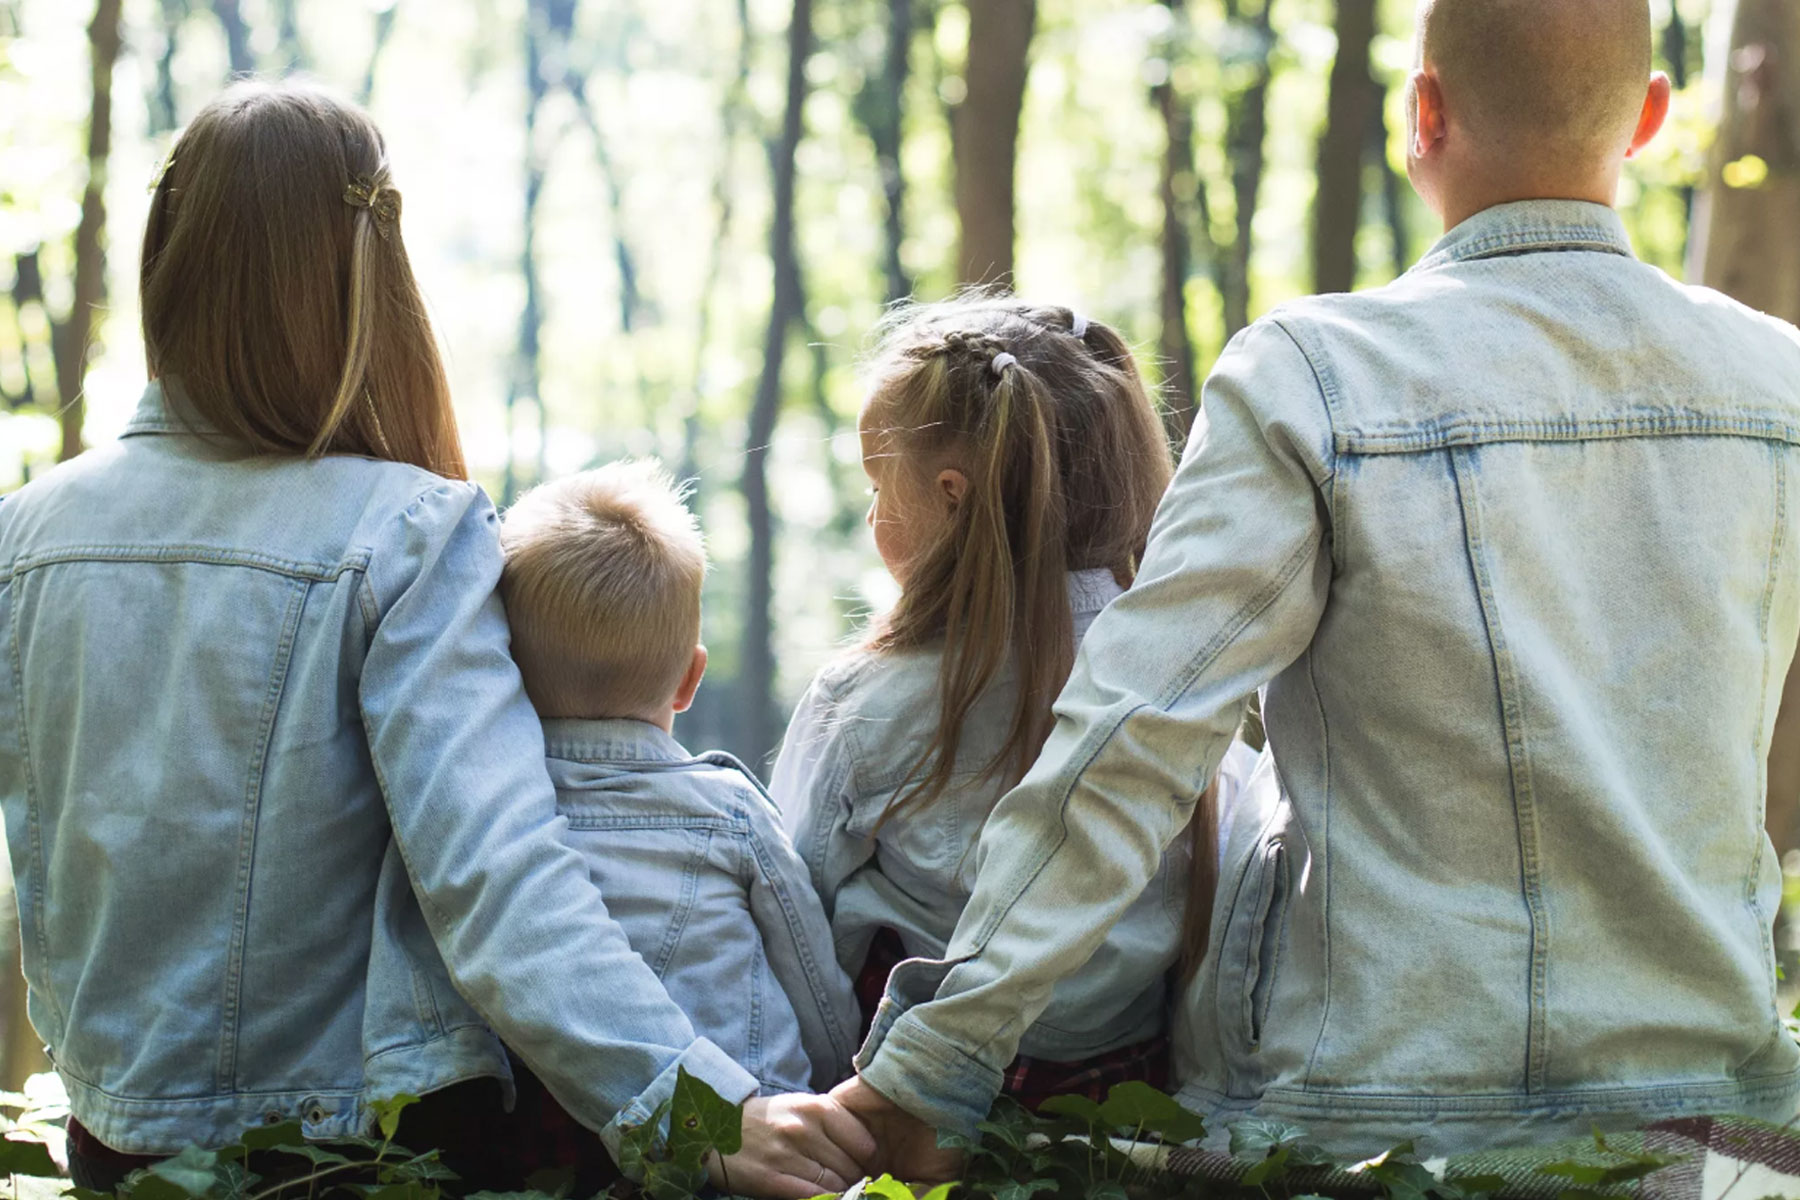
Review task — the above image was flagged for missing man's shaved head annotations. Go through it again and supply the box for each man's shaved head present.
[1419,0,1652,158]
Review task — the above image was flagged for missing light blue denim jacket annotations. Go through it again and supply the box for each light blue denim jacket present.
[0,383,759,1155]
[544,718,859,1094]
[772,571,1188,1061]
[857,201,1800,1155]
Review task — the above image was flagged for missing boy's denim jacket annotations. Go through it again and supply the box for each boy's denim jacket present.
[0,383,759,1155]
[771,571,1185,1062]
[544,719,859,1094]
[855,201,1800,1155]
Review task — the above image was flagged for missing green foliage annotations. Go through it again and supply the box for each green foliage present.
[1530,1127,1685,1200]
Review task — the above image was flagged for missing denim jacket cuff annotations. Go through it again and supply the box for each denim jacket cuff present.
[599,1038,761,1169]
[856,1008,1004,1138]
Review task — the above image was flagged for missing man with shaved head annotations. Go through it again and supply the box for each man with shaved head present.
[831,0,1800,1167]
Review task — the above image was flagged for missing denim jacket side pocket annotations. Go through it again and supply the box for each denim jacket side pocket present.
[1214,810,1295,1098]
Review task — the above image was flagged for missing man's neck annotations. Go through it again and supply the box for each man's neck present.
[1435,171,1620,233]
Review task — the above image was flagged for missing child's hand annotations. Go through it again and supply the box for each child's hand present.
[828,1076,964,1183]
[709,1093,879,1198]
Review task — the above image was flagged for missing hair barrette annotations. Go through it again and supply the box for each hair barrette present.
[991,352,1018,377]
[1071,314,1090,339]
[344,174,402,240]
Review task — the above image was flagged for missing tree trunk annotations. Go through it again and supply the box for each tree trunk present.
[149,0,184,135]
[953,0,1035,287]
[1312,0,1379,294]
[862,0,914,302]
[1221,0,1275,336]
[738,0,814,770]
[1690,0,1800,859]
[358,3,400,105]
[506,4,553,505]
[210,0,254,76]
[1153,0,1198,441]
[52,0,122,463]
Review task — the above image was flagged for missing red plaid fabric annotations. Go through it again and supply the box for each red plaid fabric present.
[854,928,1171,1112]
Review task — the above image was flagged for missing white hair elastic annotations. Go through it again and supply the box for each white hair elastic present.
[991,352,1018,376]
[1071,314,1090,338]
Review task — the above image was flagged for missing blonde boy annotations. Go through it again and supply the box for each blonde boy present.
[500,462,858,1096]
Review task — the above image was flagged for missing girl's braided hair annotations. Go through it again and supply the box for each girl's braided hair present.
[860,293,1174,825]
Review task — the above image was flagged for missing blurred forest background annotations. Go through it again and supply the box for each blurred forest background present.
[0,0,1798,1087]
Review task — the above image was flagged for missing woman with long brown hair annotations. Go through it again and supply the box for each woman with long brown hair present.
[0,81,870,1195]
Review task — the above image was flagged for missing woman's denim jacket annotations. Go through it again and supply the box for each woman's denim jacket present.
[0,383,759,1155]
[855,202,1800,1155]
[771,571,1188,1061]
[545,718,859,1094]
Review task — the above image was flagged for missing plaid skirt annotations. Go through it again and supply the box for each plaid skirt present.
[854,928,1170,1113]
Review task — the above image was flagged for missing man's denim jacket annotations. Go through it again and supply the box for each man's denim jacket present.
[857,201,1800,1155]
[773,571,1209,1061]
[0,383,758,1155]
[544,719,858,1094]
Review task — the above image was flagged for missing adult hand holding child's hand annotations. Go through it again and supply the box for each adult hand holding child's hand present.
[711,1094,879,1199]
[828,1076,964,1183]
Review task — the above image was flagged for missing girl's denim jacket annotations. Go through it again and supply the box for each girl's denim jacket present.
[853,201,1800,1155]
[772,572,1188,1061]
[544,718,859,1094]
[0,383,759,1155]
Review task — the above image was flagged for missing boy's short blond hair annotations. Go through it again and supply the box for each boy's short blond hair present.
[499,461,705,721]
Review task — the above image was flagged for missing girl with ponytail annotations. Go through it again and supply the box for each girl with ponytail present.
[771,295,1263,1107]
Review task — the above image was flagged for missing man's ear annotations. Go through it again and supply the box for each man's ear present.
[673,645,708,714]
[936,468,969,511]
[1627,71,1673,159]
[1410,68,1447,158]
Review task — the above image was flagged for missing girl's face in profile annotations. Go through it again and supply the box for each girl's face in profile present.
[858,399,967,586]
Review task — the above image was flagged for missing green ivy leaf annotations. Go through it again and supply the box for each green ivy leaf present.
[916,1184,958,1200]
[523,1166,577,1197]
[1083,1180,1128,1200]
[667,1068,743,1166]
[1446,1173,1508,1199]
[863,1175,918,1200]
[1347,1142,1419,1174]
[0,1136,60,1179]
[236,1122,307,1151]
[990,1180,1053,1200]
[618,1099,672,1180]
[975,1120,1031,1153]
[1227,1117,1310,1160]
[387,1151,460,1183]
[121,1172,193,1200]
[1241,1145,1291,1187]
[370,1094,422,1145]
[1094,1083,1206,1144]
[145,1145,222,1197]
[268,1143,357,1167]
[64,1188,116,1200]
[642,1157,708,1200]
[1036,1096,1105,1128]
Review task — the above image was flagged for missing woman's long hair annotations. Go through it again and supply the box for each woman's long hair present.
[140,81,465,478]
[862,295,1173,823]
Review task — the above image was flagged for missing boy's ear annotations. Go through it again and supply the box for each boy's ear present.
[937,468,969,511]
[673,645,708,714]
[1410,68,1447,158]
[1626,72,1673,159]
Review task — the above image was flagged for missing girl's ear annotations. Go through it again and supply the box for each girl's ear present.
[937,468,969,511]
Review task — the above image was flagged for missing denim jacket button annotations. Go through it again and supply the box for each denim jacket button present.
[262,1110,283,1125]
[303,1100,327,1124]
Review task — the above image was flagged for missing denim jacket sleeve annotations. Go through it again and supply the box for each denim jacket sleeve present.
[855,319,1336,1133]
[359,482,759,1156]
[740,788,862,1090]
[770,675,876,913]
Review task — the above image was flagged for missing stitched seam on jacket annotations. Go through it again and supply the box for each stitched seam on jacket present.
[220,577,310,1091]
[5,578,62,1034]
[1301,643,1335,1087]
[1338,415,1800,454]
[1451,448,1549,1094]
[746,830,856,1066]
[1745,447,1789,1072]
[6,545,368,582]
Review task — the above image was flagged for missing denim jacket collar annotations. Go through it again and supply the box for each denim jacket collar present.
[1410,199,1635,275]
[123,379,215,438]
[542,717,689,765]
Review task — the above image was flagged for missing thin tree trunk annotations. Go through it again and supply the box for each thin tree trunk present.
[1153,0,1197,441]
[739,0,814,769]
[1313,0,1379,294]
[358,3,400,105]
[507,7,553,504]
[1221,0,1275,336]
[52,0,122,463]
[864,0,914,302]
[211,0,254,76]
[954,0,1035,287]
[149,0,184,135]
[683,0,754,497]
[1375,95,1409,278]
[275,0,305,71]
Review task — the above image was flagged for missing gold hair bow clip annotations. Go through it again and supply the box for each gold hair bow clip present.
[343,175,402,239]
